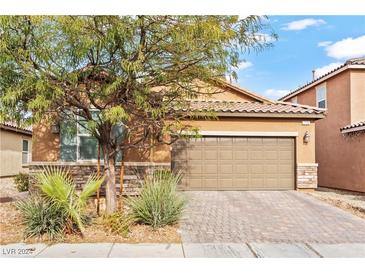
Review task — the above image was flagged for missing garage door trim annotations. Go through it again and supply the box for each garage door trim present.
[183,130,299,137]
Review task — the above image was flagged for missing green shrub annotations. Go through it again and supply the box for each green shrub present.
[102,212,135,237]
[128,170,186,228]
[16,197,67,240]
[14,173,29,192]
[36,167,104,235]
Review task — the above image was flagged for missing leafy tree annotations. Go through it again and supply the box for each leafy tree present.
[0,16,276,213]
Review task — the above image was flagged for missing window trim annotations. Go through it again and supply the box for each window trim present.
[316,83,327,108]
[22,139,29,164]
[76,110,99,162]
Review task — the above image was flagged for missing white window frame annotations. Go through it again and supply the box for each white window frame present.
[22,139,29,164]
[76,110,99,162]
[316,83,327,108]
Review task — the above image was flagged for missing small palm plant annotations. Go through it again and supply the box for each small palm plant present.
[36,167,104,235]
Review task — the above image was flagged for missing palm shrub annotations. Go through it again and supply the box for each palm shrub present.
[128,170,186,228]
[16,197,67,240]
[36,167,104,235]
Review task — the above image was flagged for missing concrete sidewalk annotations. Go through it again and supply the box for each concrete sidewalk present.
[1,242,365,258]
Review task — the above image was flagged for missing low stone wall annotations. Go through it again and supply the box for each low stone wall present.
[297,163,318,189]
[29,162,171,195]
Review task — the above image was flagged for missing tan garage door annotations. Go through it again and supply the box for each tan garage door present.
[172,136,295,190]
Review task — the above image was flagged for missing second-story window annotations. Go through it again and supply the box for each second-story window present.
[316,84,327,108]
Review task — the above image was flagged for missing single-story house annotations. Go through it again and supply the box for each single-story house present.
[30,81,325,193]
[0,122,32,178]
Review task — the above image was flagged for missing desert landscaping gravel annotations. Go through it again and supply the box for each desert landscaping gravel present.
[306,187,365,219]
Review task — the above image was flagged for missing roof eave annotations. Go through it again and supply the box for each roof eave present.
[341,125,365,134]
[0,124,33,135]
[213,79,273,104]
[185,111,325,119]
[279,64,365,101]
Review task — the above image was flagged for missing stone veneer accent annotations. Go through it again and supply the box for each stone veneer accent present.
[296,163,318,189]
[29,162,170,195]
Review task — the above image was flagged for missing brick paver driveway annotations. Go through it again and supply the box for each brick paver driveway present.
[180,191,365,243]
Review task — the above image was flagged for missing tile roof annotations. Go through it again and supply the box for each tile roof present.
[0,122,32,134]
[279,57,365,101]
[178,100,326,117]
[340,121,365,133]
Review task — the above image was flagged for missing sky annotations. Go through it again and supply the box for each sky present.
[235,16,365,100]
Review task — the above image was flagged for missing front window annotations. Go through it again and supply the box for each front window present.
[77,111,99,160]
[60,110,123,162]
[316,84,327,108]
[22,140,29,164]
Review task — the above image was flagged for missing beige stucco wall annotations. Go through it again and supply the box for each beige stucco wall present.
[350,69,365,124]
[285,70,365,192]
[0,129,32,177]
[32,117,316,165]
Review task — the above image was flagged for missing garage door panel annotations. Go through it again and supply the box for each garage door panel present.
[203,150,218,160]
[264,164,278,173]
[172,136,294,190]
[233,164,248,174]
[203,164,218,174]
[219,150,233,160]
[278,151,293,160]
[219,164,233,174]
[265,151,278,160]
[248,138,262,145]
[250,151,264,160]
[234,151,248,159]
[188,150,203,160]
[219,179,233,188]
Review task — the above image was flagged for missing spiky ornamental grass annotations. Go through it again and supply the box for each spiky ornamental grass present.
[128,170,186,228]
[16,197,67,241]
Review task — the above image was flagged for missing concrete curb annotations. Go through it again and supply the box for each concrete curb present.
[1,242,365,258]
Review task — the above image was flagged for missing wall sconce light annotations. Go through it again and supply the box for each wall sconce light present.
[51,124,60,134]
[303,131,310,144]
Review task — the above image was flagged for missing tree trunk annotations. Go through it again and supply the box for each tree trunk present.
[103,145,117,214]
[118,159,125,210]
[96,143,101,216]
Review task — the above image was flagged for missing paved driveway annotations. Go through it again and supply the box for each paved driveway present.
[180,191,365,244]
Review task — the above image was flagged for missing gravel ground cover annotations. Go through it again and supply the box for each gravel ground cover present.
[306,187,365,219]
[0,199,180,245]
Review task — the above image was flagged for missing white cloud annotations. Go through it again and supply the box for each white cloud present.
[237,61,253,70]
[263,89,290,100]
[324,35,365,59]
[282,18,326,31]
[254,33,276,43]
[226,61,253,82]
[313,62,343,79]
[318,41,332,47]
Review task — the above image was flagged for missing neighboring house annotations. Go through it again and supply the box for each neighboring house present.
[280,57,365,193]
[0,122,32,178]
[30,81,325,193]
